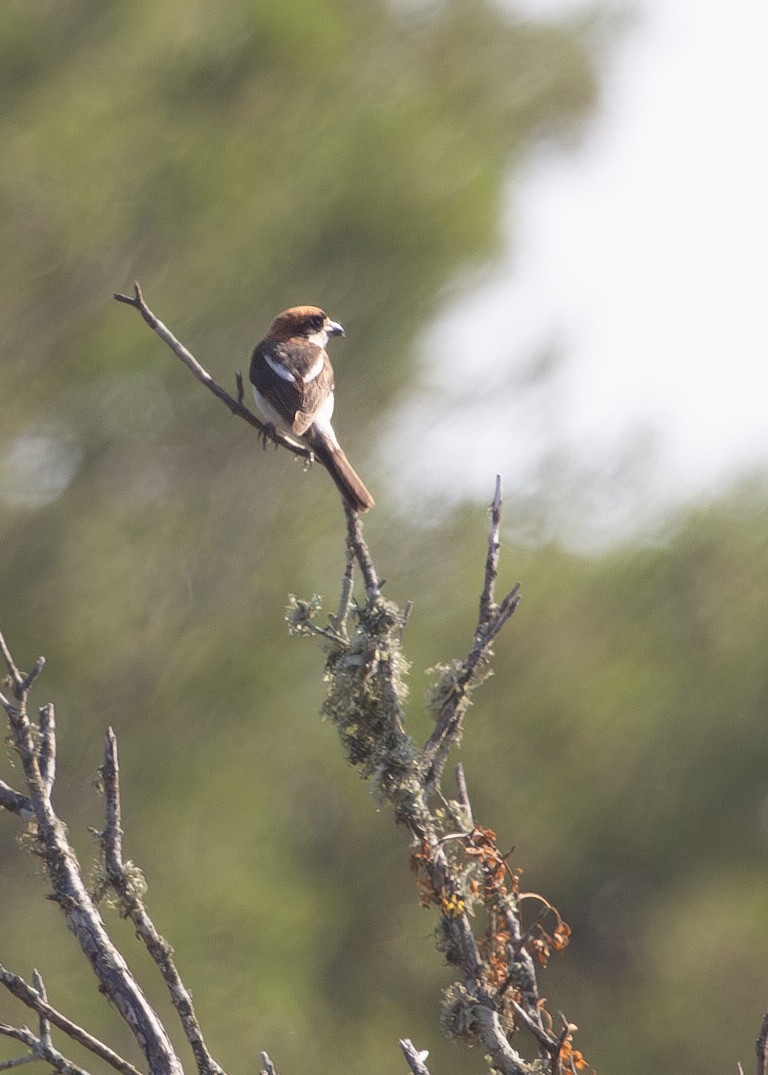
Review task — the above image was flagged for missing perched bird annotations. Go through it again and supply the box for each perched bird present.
[249,306,375,513]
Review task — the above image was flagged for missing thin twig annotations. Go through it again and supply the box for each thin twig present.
[0,1024,94,1075]
[551,1017,578,1075]
[20,658,46,696]
[398,1039,433,1075]
[454,763,473,825]
[0,781,33,818]
[509,999,557,1055]
[101,728,124,875]
[114,283,309,460]
[419,480,521,791]
[101,728,225,1075]
[478,474,503,627]
[0,635,46,703]
[328,544,356,637]
[0,636,183,1075]
[259,1052,278,1075]
[38,704,56,796]
[0,1053,36,1071]
[0,630,24,694]
[31,971,51,1051]
[343,502,381,600]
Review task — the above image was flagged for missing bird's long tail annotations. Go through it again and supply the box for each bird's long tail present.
[306,428,375,513]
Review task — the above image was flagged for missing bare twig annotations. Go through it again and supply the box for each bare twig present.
[31,971,51,1052]
[478,474,504,626]
[509,999,555,1053]
[343,501,381,600]
[101,728,225,1075]
[420,479,521,790]
[0,781,33,818]
[328,543,356,637]
[259,1052,278,1075]
[0,1024,93,1075]
[38,704,56,796]
[453,763,473,825]
[0,635,46,703]
[0,632,183,1075]
[0,965,140,1075]
[19,658,47,697]
[0,631,25,694]
[552,1018,579,1075]
[398,1039,432,1075]
[113,283,309,461]
[0,1053,36,1071]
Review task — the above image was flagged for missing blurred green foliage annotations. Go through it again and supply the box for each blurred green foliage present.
[2,2,767,1075]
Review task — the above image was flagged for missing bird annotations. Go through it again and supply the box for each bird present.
[249,306,375,513]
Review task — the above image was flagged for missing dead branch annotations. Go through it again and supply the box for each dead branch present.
[259,1053,279,1075]
[0,1023,91,1075]
[343,500,382,600]
[99,729,224,1075]
[1,630,184,1075]
[398,1039,433,1075]
[0,966,141,1075]
[419,476,521,791]
[0,781,33,818]
[113,282,311,461]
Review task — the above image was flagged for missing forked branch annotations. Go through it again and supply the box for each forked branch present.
[0,966,141,1075]
[99,729,224,1075]
[420,475,521,790]
[0,630,187,1075]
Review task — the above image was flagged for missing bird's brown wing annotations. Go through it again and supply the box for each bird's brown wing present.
[250,340,334,435]
[292,354,334,435]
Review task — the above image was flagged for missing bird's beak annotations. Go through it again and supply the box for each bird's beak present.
[326,319,345,338]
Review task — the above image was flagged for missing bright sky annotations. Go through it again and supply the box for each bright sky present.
[383,0,768,542]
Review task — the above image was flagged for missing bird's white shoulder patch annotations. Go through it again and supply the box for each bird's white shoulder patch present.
[265,353,296,382]
[302,354,325,383]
